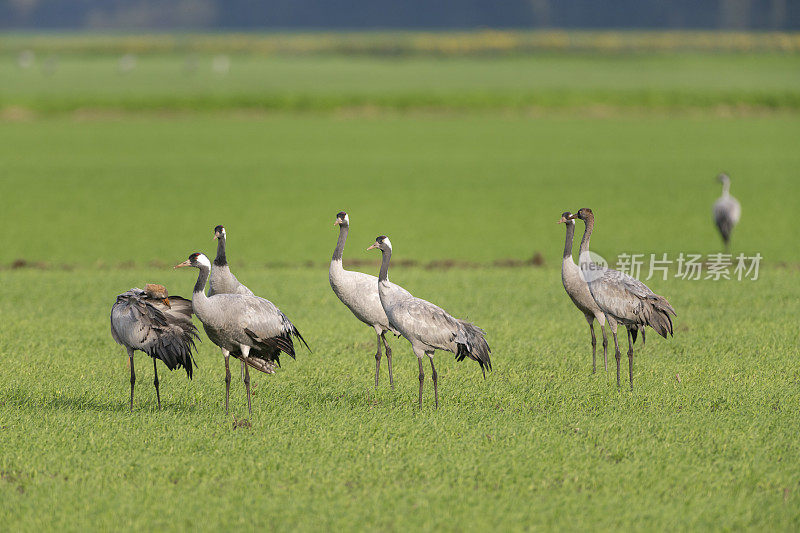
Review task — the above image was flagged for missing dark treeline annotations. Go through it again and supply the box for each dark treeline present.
[1,0,798,31]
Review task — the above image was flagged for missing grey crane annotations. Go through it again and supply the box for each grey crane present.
[558,211,608,373]
[209,224,253,297]
[110,283,199,411]
[570,208,676,390]
[175,253,308,416]
[210,224,253,381]
[330,211,408,388]
[368,235,491,408]
[713,173,741,252]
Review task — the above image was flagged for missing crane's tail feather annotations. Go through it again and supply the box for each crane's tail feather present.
[645,296,676,339]
[149,324,199,379]
[243,326,308,369]
[244,356,276,374]
[454,321,492,378]
[291,326,311,353]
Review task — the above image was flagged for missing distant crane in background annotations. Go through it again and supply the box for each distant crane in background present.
[713,173,741,252]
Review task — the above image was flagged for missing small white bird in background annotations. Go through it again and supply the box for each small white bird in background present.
[713,173,741,252]
[118,54,137,74]
[17,50,35,69]
[212,54,231,75]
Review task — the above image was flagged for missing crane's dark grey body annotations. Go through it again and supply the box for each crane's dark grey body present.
[559,213,607,373]
[177,253,308,416]
[110,286,199,410]
[370,236,491,408]
[573,209,676,390]
[329,212,406,387]
[209,225,253,297]
[712,174,741,251]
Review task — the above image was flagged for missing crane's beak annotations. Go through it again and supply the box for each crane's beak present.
[558,216,567,224]
[333,219,340,226]
[367,243,378,251]
[174,260,191,269]
[212,235,218,241]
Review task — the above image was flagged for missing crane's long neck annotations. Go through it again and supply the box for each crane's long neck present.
[379,248,392,282]
[332,225,348,262]
[193,266,211,297]
[563,222,575,261]
[578,215,594,261]
[721,180,731,197]
[214,236,227,266]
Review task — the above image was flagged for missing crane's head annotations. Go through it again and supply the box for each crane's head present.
[558,211,574,224]
[367,235,391,252]
[570,208,593,221]
[144,283,171,307]
[174,252,211,270]
[716,173,730,184]
[334,211,349,227]
[213,225,226,241]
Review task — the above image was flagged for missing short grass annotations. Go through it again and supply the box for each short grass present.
[0,112,799,530]
[1,264,799,530]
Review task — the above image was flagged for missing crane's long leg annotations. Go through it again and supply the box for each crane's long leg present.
[429,355,438,409]
[240,359,245,382]
[153,358,161,410]
[588,319,597,374]
[601,324,608,373]
[626,328,635,391]
[374,332,383,388]
[382,332,394,390]
[244,364,252,417]
[128,348,135,412]
[241,345,252,417]
[417,355,425,410]
[222,349,231,415]
[612,328,621,388]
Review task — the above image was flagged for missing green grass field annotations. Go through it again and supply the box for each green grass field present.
[1,37,800,530]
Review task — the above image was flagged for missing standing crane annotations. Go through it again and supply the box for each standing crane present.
[713,173,741,252]
[570,209,676,390]
[558,211,607,373]
[330,211,408,387]
[368,236,491,408]
[110,284,199,410]
[175,253,308,416]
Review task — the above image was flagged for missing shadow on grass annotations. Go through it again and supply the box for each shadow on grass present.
[0,387,200,414]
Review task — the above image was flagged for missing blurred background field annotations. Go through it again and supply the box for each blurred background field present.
[1,23,800,532]
[2,32,800,113]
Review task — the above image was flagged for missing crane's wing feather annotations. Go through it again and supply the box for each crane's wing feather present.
[398,297,461,349]
[110,289,199,377]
